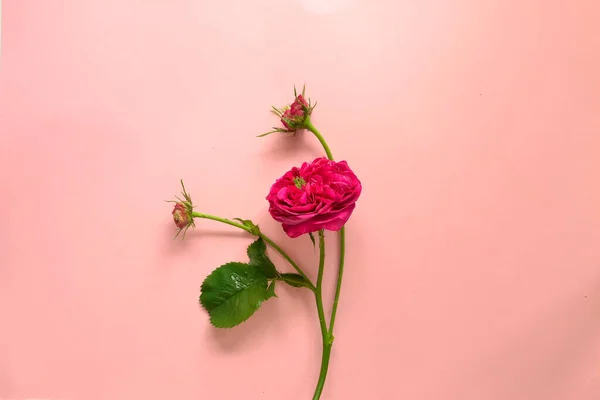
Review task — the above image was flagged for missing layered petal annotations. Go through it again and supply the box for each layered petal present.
[267,157,362,238]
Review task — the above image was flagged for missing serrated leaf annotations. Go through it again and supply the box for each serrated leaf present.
[247,238,278,279]
[265,281,277,300]
[280,273,312,289]
[200,262,268,328]
[247,236,267,258]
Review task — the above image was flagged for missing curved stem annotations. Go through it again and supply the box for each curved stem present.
[305,121,350,398]
[304,124,347,334]
[305,119,333,160]
[261,235,314,291]
[328,226,345,334]
[191,212,315,291]
[312,230,332,400]
[315,230,329,340]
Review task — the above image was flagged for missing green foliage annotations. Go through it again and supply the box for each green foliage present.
[200,238,282,328]
[200,262,269,328]
[280,273,313,289]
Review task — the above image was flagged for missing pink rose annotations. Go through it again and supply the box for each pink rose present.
[267,157,362,238]
[280,94,309,130]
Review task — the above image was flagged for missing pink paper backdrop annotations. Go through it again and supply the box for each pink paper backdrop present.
[1,1,599,399]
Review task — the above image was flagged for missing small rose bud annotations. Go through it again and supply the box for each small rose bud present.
[280,94,309,130]
[168,180,196,238]
[259,86,317,137]
[172,203,191,229]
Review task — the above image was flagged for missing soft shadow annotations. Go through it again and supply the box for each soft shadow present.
[160,221,194,256]
[282,284,316,314]
[205,285,316,352]
[206,297,282,351]
[160,223,248,257]
[259,130,322,160]
[0,365,12,397]
[185,228,248,240]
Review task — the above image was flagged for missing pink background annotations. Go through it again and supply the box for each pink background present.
[1,1,599,399]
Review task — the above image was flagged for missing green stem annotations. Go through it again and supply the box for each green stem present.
[304,123,346,335]
[312,230,332,400]
[261,235,314,291]
[191,212,315,291]
[191,212,248,231]
[313,343,332,400]
[305,121,349,398]
[328,226,345,334]
[305,118,333,160]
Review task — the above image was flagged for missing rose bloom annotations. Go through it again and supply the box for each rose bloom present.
[267,157,362,238]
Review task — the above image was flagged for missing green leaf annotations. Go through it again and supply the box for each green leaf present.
[308,232,316,249]
[247,238,278,279]
[233,218,261,235]
[247,236,267,258]
[200,262,268,328]
[265,281,277,300]
[280,273,312,289]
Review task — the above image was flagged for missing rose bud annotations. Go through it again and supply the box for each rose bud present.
[259,86,316,137]
[280,94,309,130]
[169,180,196,238]
[172,203,191,229]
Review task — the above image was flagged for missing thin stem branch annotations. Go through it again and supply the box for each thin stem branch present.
[312,230,332,400]
[304,123,347,334]
[305,120,350,398]
[191,212,315,291]
[315,230,329,338]
[261,235,314,291]
[191,212,248,231]
[305,118,333,160]
[328,226,345,334]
